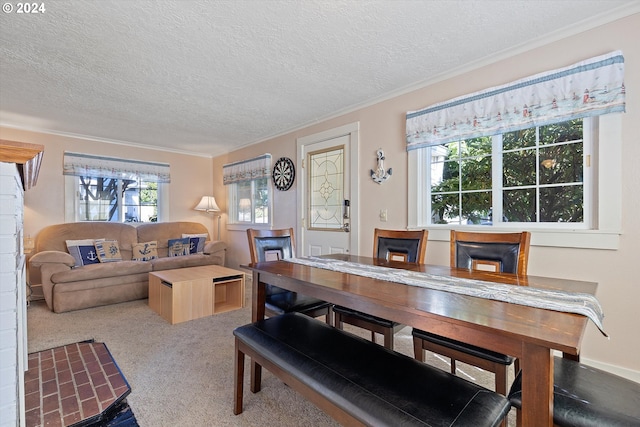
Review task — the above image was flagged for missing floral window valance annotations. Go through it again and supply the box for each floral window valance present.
[406,51,625,151]
[223,153,271,185]
[63,152,171,183]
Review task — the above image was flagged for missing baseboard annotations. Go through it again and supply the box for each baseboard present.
[580,356,640,384]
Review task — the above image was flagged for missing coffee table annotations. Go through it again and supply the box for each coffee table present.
[149,265,245,324]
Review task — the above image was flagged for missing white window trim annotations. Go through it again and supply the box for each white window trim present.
[64,176,168,223]
[408,114,622,250]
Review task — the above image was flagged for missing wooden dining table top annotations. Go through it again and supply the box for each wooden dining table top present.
[245,253,600,427]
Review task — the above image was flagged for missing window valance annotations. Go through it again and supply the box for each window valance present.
[63,152,171,183]
[406,51,625,151]
[223,154,271,185]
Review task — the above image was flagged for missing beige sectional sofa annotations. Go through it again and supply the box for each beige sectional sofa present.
[29,221,227,313]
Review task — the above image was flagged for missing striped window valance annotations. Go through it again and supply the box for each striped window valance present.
[223,153,271,185]
[63,152,171,183]
[406,51,626,151]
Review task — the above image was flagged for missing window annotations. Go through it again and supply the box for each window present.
[77,176,158,222]
[224,154,272,226]
[406,51,625,249]
[63,152,169,223]
[427,118,590,227]
[228,178,270,224]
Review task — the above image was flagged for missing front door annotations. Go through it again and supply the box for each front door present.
[297,123,359,256]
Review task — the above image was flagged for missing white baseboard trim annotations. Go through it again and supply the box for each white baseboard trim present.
[580,357,640,384]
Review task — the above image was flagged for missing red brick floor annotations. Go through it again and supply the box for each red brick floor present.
[24,341,131,427]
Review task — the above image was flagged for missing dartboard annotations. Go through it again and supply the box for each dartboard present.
[272,157,295,191]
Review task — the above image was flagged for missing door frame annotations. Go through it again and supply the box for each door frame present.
[296,122,360,256]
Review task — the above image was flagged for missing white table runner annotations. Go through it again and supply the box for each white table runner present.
[285,257,606,336]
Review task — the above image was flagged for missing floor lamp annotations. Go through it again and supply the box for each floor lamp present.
[194,196,221,240]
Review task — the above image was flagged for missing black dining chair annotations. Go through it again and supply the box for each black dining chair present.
[412,230,531,396]
[246,228,332,324]
[333,228,428,350]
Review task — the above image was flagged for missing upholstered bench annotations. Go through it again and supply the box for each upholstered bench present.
[233,312,511,427]
[508,356,640,426]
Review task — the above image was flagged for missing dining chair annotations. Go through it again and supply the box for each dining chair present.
[333,228,428,350]
[246,228,332,324]
[412,230,530,396]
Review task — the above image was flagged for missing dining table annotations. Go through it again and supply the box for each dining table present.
[244,254,601,427]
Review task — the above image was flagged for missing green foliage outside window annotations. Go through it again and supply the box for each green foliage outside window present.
[430,119,584,225]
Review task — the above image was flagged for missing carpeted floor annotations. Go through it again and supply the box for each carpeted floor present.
[27,288,516,426]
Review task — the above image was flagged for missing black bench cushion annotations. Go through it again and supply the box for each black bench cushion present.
[235,313,510,427]
[412,328,514,365]
[508,356,640,427]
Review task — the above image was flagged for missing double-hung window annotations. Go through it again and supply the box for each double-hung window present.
[407,51,625,248]
[224,154,272,226]
[64,152,170,223]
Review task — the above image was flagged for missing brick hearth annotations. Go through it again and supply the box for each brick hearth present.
[24,341,131,427]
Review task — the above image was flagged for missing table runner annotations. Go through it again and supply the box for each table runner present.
[285,257,607,336]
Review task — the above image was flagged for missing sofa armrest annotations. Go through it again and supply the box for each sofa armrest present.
[204,240,227,266]
[204,240,226,254]
[29,251,76,310]
[30,250,76,267]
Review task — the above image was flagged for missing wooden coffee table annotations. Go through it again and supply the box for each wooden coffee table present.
[148,265,245,324]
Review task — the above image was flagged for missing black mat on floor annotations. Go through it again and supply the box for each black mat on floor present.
[100,400,139,427]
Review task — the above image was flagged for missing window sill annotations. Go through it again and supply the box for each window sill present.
[227,223,272,232]
[424,227,620,250]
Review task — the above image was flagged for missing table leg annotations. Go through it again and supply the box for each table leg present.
[521,343,554,427]
[250,273,266,393]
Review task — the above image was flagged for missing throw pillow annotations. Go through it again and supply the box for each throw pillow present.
[168,237,190,257]
[132,241,158,261]
[66,239,101,267]
[95,240,122,263]
[182,233,208,254]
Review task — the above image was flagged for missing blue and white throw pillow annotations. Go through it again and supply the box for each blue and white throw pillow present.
[182,233,208,254]
[168,237,190,257]
[66,239,101,267]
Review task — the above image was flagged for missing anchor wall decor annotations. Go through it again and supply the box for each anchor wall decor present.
[370,149,392,184]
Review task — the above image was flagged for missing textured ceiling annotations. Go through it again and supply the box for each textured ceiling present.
[1,1,638,157]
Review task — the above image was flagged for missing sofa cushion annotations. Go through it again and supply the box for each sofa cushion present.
[150,254,217,271]
[168,238,190,257]
[136,222,209,258]
[66,239,101,267]
[132,241,158,261]
[95,240,122,263]
[36,222,138,261]
[51,260,152,283]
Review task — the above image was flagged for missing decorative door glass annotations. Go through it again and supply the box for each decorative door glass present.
[308,146,344,230]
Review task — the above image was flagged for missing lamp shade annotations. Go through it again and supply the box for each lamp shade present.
[194,196,220,212]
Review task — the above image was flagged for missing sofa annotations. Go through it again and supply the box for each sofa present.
[29,221,227,313]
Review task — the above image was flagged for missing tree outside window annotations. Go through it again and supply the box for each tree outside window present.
[429,119,585,226]
[78,176,158,222]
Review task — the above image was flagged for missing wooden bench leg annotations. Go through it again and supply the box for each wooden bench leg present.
[413,337,425,362]
[234,339,245,415]
[383,330,394,350]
